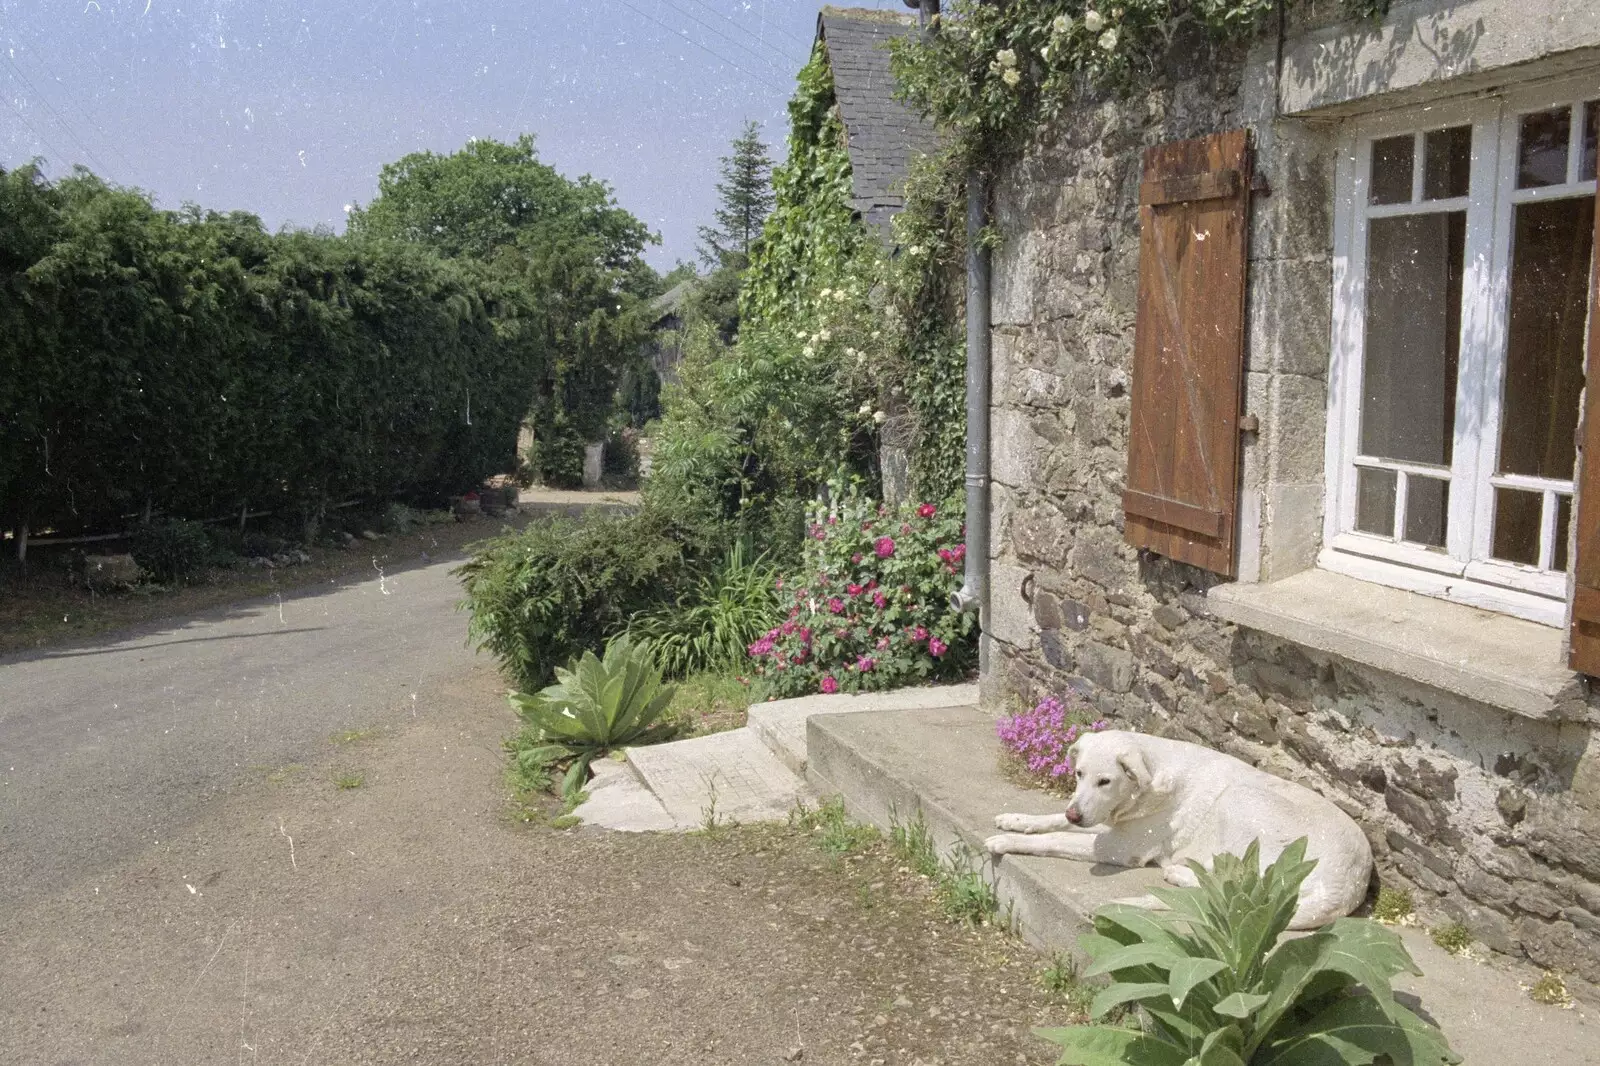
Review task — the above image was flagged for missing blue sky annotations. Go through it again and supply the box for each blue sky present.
[0,0,910,269]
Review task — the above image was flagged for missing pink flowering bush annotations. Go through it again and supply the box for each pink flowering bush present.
[748,480,976,696]
[996,695,1108,792]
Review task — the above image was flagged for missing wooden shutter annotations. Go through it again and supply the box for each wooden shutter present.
[1567,154,1600,675]
[1123,129,1254,577]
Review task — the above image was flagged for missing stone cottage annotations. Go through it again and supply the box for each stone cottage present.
[978,0,1600,987]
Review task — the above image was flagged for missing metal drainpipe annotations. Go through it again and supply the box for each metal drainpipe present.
[951,169,990,664]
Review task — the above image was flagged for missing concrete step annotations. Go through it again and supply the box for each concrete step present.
[805,703,1597,1066]
[570,756,679,832]
[747,682,980,774]
[625,727,811,828]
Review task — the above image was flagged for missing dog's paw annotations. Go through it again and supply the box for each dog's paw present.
[993,812,1026,832]
[984,833,1017,856]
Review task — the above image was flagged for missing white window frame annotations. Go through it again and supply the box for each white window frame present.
[1322,76,1600,627]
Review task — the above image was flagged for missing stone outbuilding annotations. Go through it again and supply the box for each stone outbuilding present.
[977,0,1600,989]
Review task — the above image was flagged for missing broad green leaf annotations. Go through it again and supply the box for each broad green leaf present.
[1249,919,1420,1053]
[560,752,595,799]
[1167,957,1230,1010]
[1211,991,1269,1018]
[1034,1026,1188,1066]
[1091,981,1172,1019]
[1083,941,1187,978]
[1187,1024,1246,1066]
[1254,990,1461,1066]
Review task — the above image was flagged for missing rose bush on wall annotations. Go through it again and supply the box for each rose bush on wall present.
[747,480,976,696]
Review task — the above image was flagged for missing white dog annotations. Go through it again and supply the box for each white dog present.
[985,729,1373,929]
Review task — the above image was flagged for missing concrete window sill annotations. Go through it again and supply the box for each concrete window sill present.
[1207,569,1593,723]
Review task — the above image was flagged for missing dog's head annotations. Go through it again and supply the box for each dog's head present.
[1064,731,1152,828]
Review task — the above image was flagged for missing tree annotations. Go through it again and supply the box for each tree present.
[350,135,659,486]
[697,121,775,269]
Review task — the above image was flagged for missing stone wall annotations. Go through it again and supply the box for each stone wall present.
[981,26,1600,991]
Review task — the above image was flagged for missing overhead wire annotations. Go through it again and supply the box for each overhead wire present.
[651,0,802,76]
[0,90,73,169]
[5,30,139,181]
[612,0,789,92]
[672,0,808,65]
[2,51,111,173]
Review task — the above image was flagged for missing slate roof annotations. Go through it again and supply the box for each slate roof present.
[650,279,693,326]
[817,7,941,237]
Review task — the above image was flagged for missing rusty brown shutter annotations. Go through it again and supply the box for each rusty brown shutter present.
[1568,155,1600,675]
[1123,130,1253,577]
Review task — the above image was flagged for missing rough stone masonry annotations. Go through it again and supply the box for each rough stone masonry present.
[978,18,1600,991]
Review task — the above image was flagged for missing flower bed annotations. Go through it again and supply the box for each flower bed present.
[747,482,976,696]
[996,696,1107,793]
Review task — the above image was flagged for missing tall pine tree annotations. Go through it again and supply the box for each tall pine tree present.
[697,121,774,269]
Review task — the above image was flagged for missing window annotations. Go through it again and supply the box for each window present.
[1325,81,1599,626]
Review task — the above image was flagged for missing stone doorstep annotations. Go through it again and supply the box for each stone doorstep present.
[805,704,1598,1065]
[572,683,981,832]
[747,683,982,775]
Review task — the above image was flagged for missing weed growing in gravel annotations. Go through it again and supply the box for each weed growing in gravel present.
[330,727,380,744]
[935,845,999,927]
[886,809,1001,927]
[792,796,880,855]
[1528,971,1575,1008]
[549,814,581,830]
[1038,953,1099,1020]
[888,809,940,878]
[334,770,365,790]
[698,772,735,834]
[1430,921,1473,955]
[1372,884,1416,924]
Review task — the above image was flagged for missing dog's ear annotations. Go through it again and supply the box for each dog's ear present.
[1115,749,1151,789]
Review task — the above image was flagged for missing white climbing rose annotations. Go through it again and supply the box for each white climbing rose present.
[1099,28,1119,49]
[1002,68,1021,87]
[995,48,1017,68]
[1083,9,1105,31]
[1052,14,1072,33]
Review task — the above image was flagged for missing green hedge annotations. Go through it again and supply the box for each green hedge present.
[0,166,545,539]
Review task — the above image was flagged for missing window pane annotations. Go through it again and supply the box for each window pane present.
[1356,468,1397,537]
[1583,101,1598,182]
[1360,212,1465,466]
[1498,196,1595,479]
[1404,476,1449,548]
[1493,488,1543,566]
[1370,135,1414,204]
[1555,494,1573,573]
[1423,126,1472,200]
[1517,108,1570,188]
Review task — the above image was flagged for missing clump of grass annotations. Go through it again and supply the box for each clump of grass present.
[792,796,879,855]
[1429,921,1473,955]
[887,809,1001,927]
[1039,953,1099,1019]
[663,670,751,738]
[888,809,941,878]
[936,845,1000,926]
[1528,971,1575,1008]
[1372,885,1415,924]
[549,814,581,830]
[333,770,365,790]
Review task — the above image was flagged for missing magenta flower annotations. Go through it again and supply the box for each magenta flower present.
[917,503,937,518]
[828,597,845,615]
[847,583,863,596]
[929,638,948,657]
[876,636,891,650]
[856,655,876,672]
[872,591,888,609]
[911,626,928,642]
[851,553,863,565]
[820,676,839,694]
[875,536,896,558]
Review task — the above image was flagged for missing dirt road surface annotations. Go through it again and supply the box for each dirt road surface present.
[0,551,1065,1065]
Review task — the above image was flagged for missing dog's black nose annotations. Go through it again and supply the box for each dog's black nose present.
[1065,807,1082,824]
